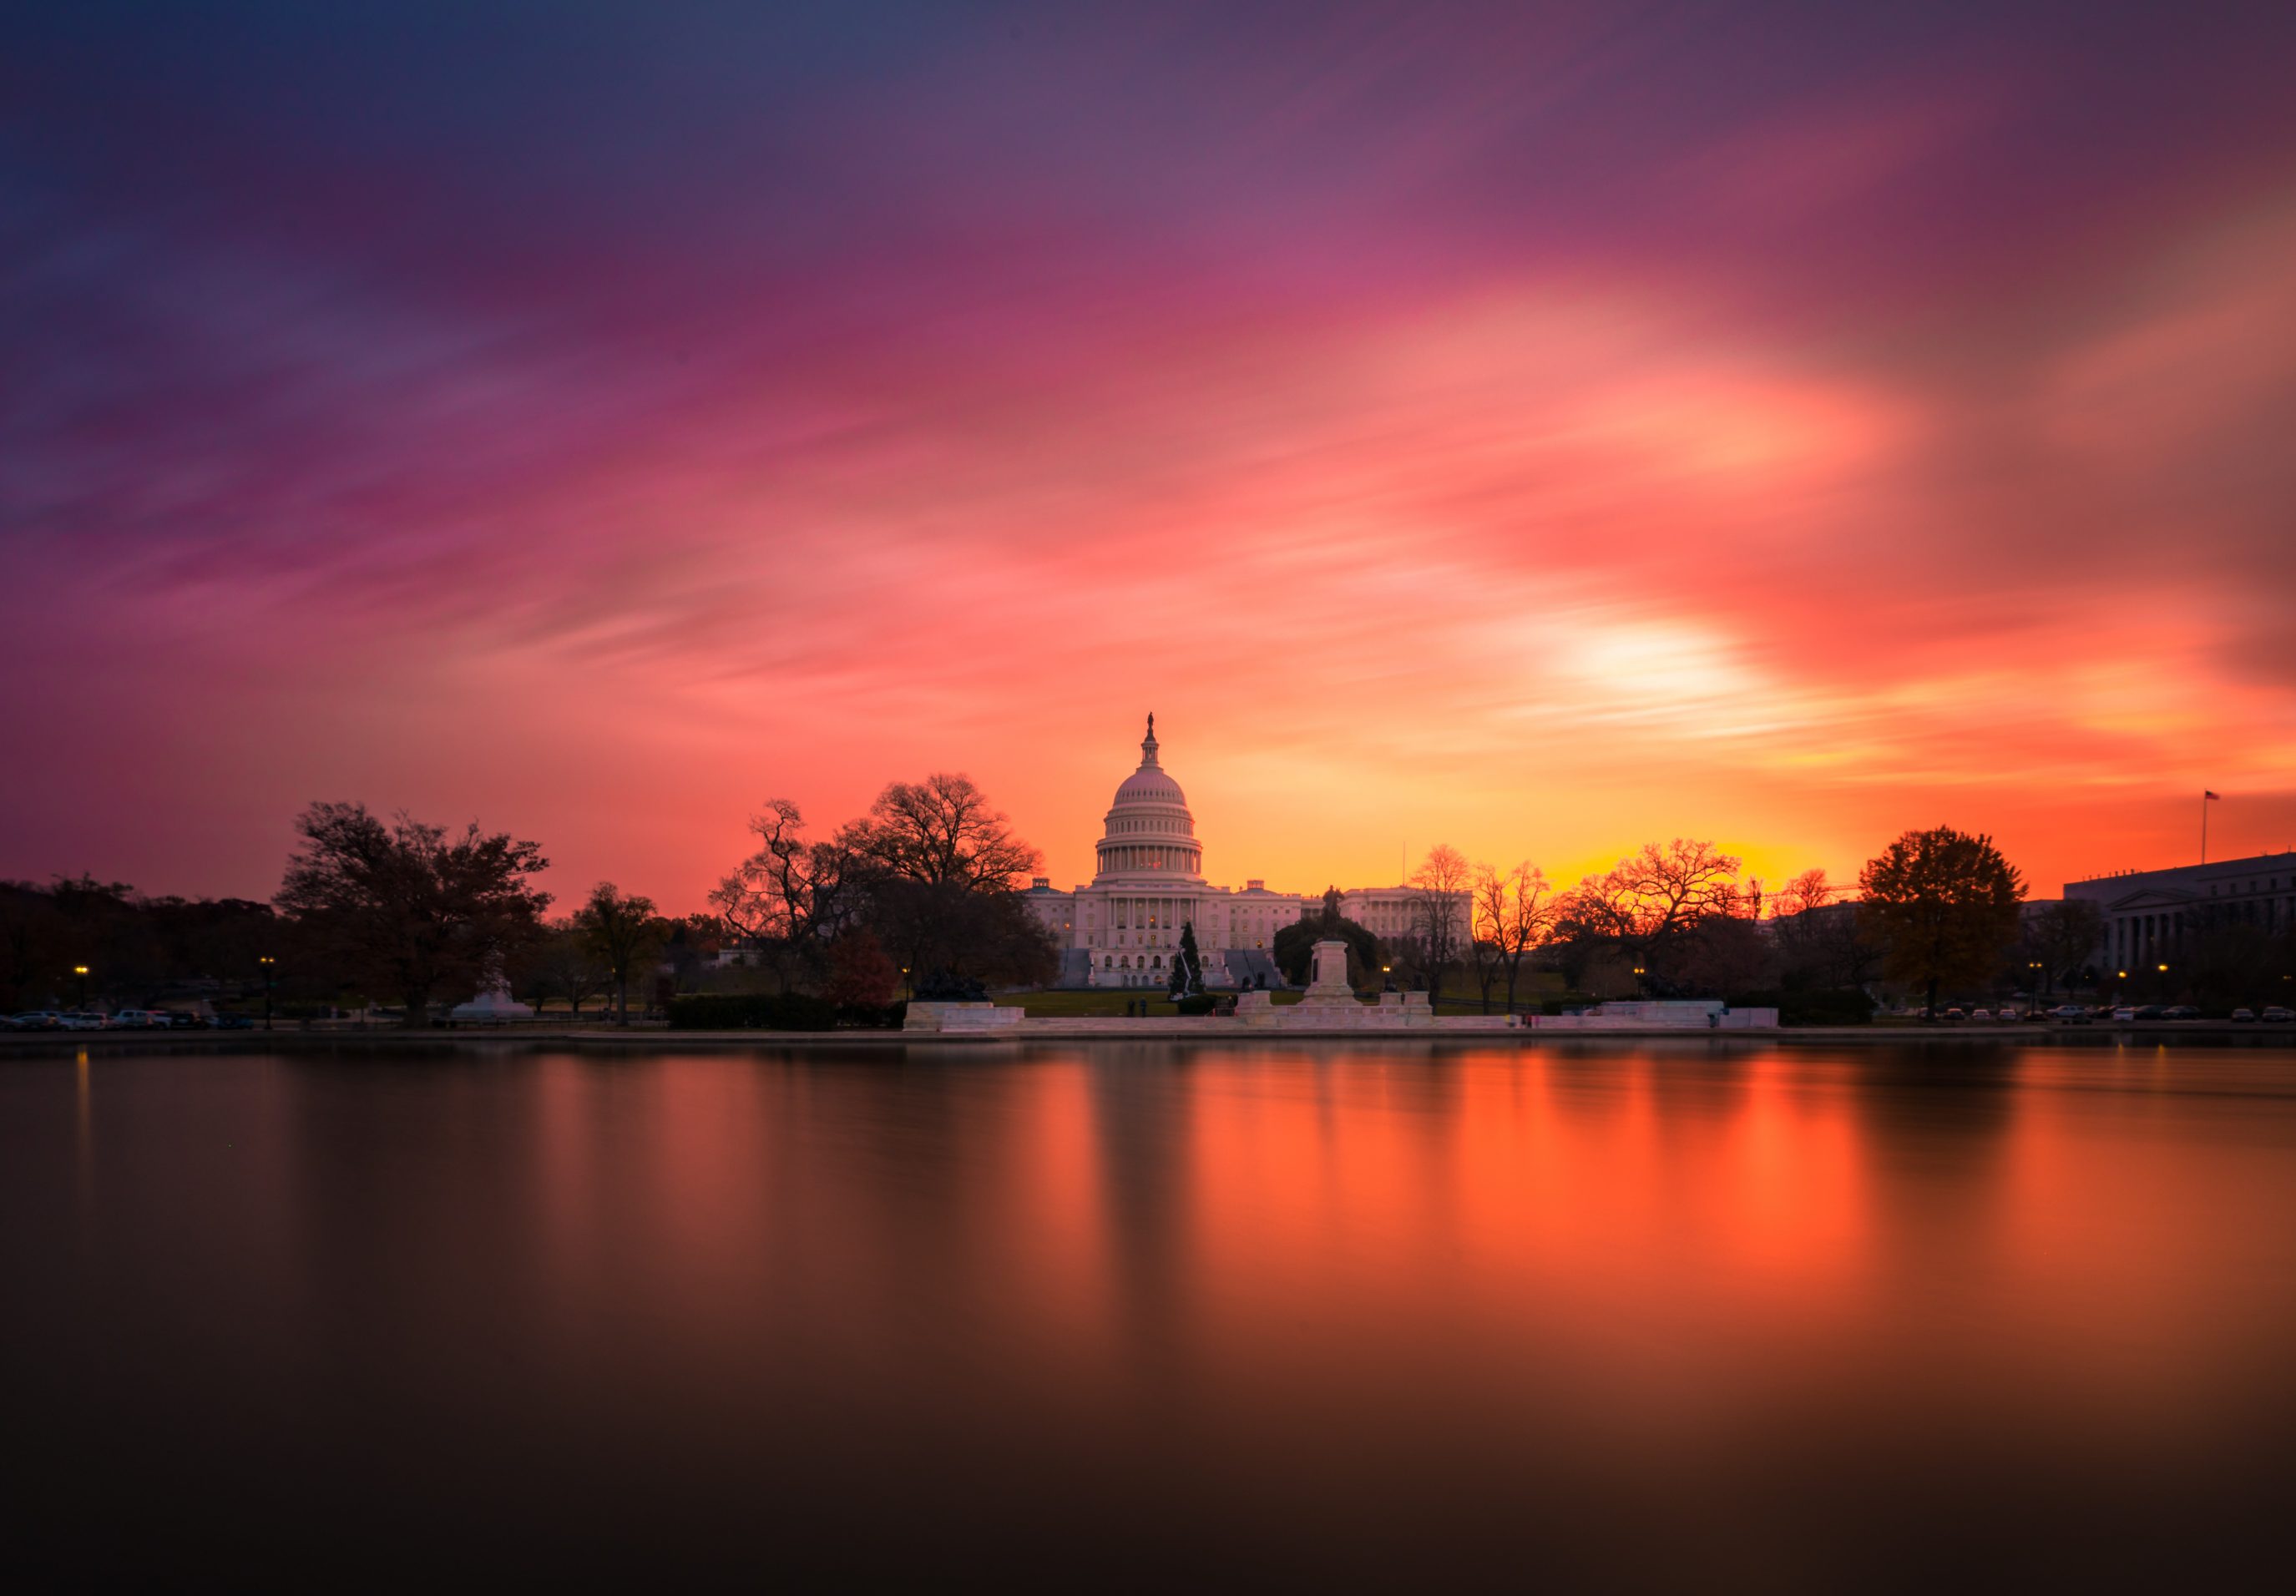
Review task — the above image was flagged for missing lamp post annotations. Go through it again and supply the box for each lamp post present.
[73,964,89,1011]
[260,956,275,1031]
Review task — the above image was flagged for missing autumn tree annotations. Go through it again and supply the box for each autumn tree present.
[1858,826,2024,1018]
[576,881,667,1023]
[275,802,550,1027]
[825,932,900,1009]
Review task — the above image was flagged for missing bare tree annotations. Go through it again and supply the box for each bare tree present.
[1773,868,1834,920]
[1574,839,1742,969]
[837,773,1042,890]
[1474,861,1557,1013]
[711,800,857,991]
[1409,843,1473,1009]
[1469,865,1507,1012]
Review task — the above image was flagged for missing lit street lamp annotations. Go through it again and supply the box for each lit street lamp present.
[260,955,276,1031]
[73,964,89,1009]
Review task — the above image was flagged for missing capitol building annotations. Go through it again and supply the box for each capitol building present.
[1022,717,1468,988]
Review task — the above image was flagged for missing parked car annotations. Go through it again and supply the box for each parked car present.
[2131,1003,2165,1020]
[2049,1004,2090,1022]
[1968,1008,1993,1023]
[159,1010,206,1028]
[59,1013,106,1030]
[2023,1007,2053,1022]
[2263,1007,2295,1023]
[212,1013,256,1030]
[2231,1008,2257,1023]
[2111,1007,2137,1022]
[108,1009,173,1028]
[2160,1005,2203,1021]
[13,1011,67,1030]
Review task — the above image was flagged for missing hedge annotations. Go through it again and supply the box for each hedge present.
[1728,988,1876,1026]
[667,993,906,1031]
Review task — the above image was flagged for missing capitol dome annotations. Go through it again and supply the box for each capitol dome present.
[1095,714,1204,883]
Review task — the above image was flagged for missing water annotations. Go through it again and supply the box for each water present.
[6,1039,2296,1589]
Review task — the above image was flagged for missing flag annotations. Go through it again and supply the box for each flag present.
[2205,790,2221,801]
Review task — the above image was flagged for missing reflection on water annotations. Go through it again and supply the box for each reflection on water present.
[6,1041,2296,1588]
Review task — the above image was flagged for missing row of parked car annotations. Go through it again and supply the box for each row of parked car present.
[3,1010,258,1031]
[1940,1004,2296,1024]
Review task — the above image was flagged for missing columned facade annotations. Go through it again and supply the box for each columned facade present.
[2066,853,2296,980]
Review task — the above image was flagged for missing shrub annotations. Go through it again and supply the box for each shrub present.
[1174,993,1219,1016]
[1729,987,1875,1026]
[668,992,841,1031]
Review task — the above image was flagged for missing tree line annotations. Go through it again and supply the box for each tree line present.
[1267,826,2147,1020]
[11,791,2288,1025]
[3,772,1055,1026]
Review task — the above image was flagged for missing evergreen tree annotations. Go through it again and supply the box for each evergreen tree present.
[1169,921,1204,998]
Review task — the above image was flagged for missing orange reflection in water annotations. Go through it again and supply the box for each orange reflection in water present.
[294,1038,2296,1585]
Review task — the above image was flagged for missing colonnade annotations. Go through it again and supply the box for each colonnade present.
[1096,893,1202,987]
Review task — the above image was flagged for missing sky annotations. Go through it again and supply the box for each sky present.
[6,0,2296,912]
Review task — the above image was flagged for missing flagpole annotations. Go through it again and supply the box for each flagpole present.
[2202,792,2211,864]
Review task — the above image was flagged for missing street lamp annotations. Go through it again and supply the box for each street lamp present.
[73,964,89,1010]
[259,956,276,1031]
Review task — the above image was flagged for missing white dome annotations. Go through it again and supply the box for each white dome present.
[1113,765,1186,806]
[1094,715,1204,884]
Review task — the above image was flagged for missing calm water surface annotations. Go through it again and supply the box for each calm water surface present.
[7,1039,2296,1588]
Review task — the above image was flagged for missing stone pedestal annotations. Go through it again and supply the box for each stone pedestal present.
[1296,939,1363,1013]
[1235,990,1279,1027]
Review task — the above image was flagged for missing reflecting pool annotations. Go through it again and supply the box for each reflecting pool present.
[5,1040,2294,1587]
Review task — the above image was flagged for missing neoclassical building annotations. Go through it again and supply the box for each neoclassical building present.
[2065,851,2296,976]
[1023,716,1469,988]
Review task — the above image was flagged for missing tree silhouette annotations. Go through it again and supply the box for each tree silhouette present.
[275,802,549,1027]
[1858,826,2024,1018]
[576,882,665,1023]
